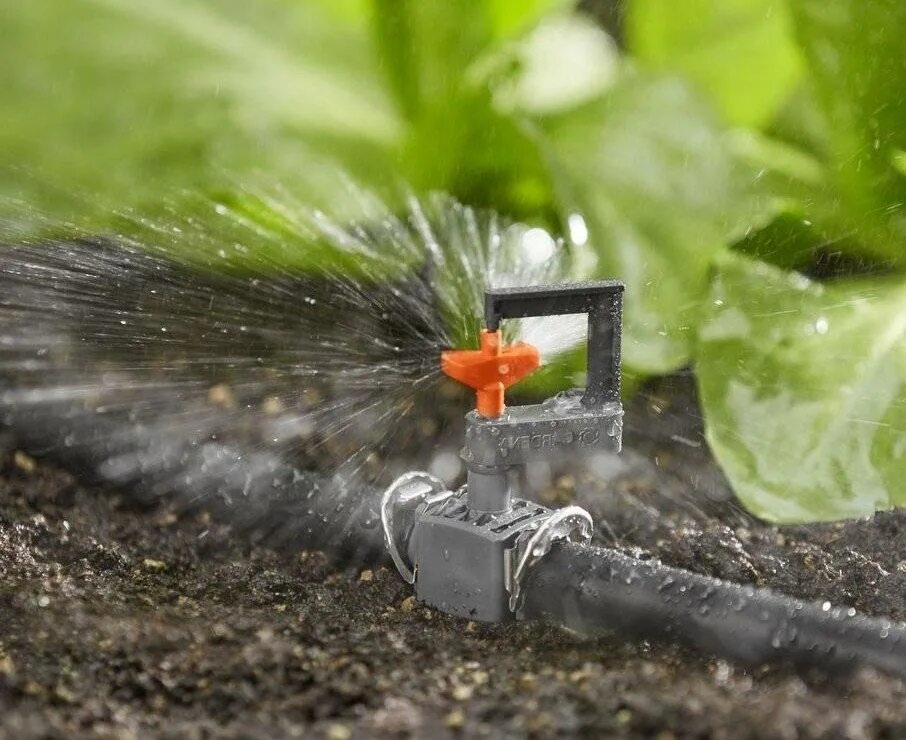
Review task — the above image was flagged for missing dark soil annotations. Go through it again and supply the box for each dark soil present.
[2,375,906,738]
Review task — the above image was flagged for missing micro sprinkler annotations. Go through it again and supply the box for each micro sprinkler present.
[382,281,906,678]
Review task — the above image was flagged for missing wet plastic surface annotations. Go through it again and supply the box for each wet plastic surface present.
[522,541,906,678]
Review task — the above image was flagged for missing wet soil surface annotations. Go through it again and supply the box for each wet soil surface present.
[2,375,906,738]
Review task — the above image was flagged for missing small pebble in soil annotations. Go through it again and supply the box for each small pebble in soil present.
[451,684,473,701]
[371,697,420,734]
[157,511,179,526]
[445,709,465,729]
[13,450,36,474]
[261,396,284,415]
[325,724,351,740]
[53,685,77,704]
[0,653,15,677]
[207,383,237,409]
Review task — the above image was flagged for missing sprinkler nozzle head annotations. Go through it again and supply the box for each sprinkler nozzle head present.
[441,330,539,417]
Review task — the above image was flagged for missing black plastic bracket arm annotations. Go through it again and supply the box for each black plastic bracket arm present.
[484,281,624,407]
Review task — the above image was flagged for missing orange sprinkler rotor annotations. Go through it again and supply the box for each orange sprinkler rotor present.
[441,330,540,418]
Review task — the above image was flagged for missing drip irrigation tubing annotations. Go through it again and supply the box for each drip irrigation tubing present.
[520,541,906,678]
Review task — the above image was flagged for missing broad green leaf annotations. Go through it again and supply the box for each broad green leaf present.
[788,0,906,263]
[0,0,400,238]
[108,182,424,276]
[626,0,802,128]
[309,0,371,23]
[372,0,493,120]
[730,213,826,271]
[727,130,823,199]
[765,80,831,158]
[402,94,556,224]
[537,74,777,374]
[725,129,833,270]
[371,0,557,222]
[371,0,574,116]
[698,253,906,522]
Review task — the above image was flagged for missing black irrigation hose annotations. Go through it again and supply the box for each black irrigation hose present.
[520,541,906,678]
[2,405,387,564]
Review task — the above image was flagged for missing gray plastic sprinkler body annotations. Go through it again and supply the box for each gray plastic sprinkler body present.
[383,281,624,621]
[382,281,906,678]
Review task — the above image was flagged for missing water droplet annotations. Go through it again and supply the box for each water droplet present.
[568,213,588,246]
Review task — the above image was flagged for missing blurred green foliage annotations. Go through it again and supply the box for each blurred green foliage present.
[698,254,906,520]
[1,0,904,522]
[626,0,802,128]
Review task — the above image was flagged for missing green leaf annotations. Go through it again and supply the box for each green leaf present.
[372,0,573,111]
[788,0,906,262]
[401,93,553,222]
[626,0,802,128]
[697,253,906,522]
[309,0,372,24]
[372,0,580,122]
[109,184,423,276]
[0,0,401,236]
[370,0,554,221]
[730,213,825,271]
[726,129,823,203]
[537,74,776,375]
[724,129,830,269]
[372,0,494,120]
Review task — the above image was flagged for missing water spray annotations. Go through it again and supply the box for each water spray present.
[383,281,906,678]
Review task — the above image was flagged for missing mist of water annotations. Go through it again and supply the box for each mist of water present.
[0,184,578,558]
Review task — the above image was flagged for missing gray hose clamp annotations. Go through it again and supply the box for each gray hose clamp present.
[508,505,593,611]
[380,470,453,584]
[382,471,593,620]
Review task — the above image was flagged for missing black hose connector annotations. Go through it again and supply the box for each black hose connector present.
[520,541,906,678]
